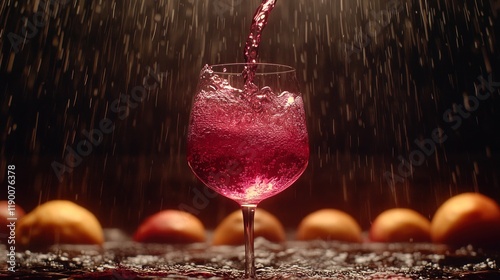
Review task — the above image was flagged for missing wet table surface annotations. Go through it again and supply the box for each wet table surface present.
[1,237,500,279]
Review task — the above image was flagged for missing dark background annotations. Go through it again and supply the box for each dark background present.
[1,0,500,233]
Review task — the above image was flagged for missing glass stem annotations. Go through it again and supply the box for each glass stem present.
[242,204,257,279]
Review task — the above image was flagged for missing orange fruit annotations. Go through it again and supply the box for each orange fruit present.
[370,208,431,242]
[17,200,103,248]
[296,209,362,242]
[431,192,500,247]
[212,208,285,245]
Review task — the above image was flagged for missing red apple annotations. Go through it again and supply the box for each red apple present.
[0,200,25,228]
[134,210,206,244]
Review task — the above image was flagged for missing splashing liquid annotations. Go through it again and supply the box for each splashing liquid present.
[187,83,309,205]
[243,0,277,85]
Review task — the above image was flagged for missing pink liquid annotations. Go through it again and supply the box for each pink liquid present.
[243,0,277,84]
[187,84,309,205]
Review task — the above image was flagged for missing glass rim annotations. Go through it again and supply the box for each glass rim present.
[208,63,296,75]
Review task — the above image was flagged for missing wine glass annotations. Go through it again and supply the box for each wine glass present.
[187,63,309,278]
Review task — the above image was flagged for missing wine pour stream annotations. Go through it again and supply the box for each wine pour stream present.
[243,0,277,86]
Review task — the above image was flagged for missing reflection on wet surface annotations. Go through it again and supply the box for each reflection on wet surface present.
[1,237,499,279]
